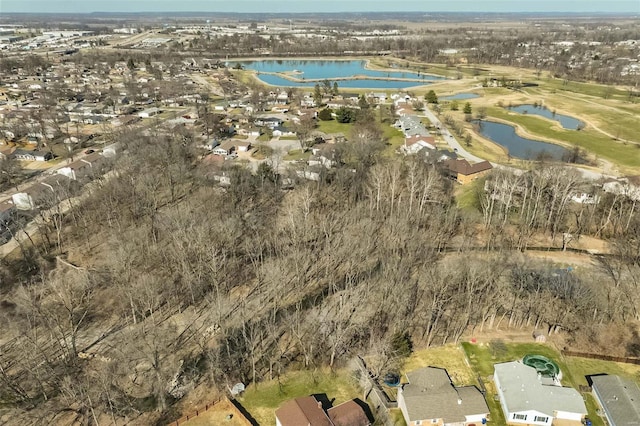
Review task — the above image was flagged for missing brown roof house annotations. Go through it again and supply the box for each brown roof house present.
[398,367,489,426]
[276,396,332,426]
[327,400,370,426]
[444,159,493,184]
[276,396,370,426]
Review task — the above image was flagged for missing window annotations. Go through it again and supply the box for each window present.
[415,421,421,425]
[514,414,527,421]
[534,416,549,423]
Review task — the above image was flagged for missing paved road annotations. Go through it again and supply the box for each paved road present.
[419,106,486,163]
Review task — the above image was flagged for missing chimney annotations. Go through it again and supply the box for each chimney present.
[317,401,322,409]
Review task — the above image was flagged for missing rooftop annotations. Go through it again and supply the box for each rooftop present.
[494,361,587,416]
[401,367,488,423]
[591,375,640,425]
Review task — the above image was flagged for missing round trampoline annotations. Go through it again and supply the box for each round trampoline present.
[522,354,560,379]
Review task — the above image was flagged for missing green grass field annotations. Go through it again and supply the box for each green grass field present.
[487,107,640,170]
[316,119,353,135]
[403,344,477,386]
[283,149,311,161]
[238,368,361,426]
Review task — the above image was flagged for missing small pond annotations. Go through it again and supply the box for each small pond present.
[506,104,584,130]
[474,120,570,161]
[233,60,444,89]
[442,93,480,101]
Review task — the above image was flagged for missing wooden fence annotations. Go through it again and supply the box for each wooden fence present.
[562,350,640,365]
[169,396,253,426]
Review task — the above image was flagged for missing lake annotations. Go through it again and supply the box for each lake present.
[506,104,584,130]
[474,120,570,161]
[442,93,480,101]
[234,60,445,89]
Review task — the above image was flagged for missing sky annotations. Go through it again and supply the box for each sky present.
[1,0,639,14]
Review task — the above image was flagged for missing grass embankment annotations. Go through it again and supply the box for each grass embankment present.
[487,107,640,171]
[455,178,484,212]
[238,368,361,426]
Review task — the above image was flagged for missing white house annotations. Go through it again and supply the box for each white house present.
[402,135,436,155]
[494,361,587,426]
[137,107,161,118]
[398,367,489,426]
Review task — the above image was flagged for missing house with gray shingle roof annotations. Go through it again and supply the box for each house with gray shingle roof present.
[494,361,587,426]
[591,375,640,426]
[398,367,489,426]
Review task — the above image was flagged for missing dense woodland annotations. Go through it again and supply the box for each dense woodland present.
[0,112,639,424]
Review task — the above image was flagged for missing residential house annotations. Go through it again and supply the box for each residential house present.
[591,375,640,426]
[12,175,73,210]
[370,92,388,103]
[327,400,370,426]
[212,140,236,157]
[273,125,296,138]
[13,149,53,162]
[236,141,252,152]
[444,159,493,184]
[395,115,429,137]
[276,396,369,426]
[398,367,489,426]
[57,152,103,181]
[402,135,436,155]
[254,116,283,129]
[275,396,332,426]
[494,361,587,426]
[137,107,161,118]
[602,178,640,201]
[309,144,338,169]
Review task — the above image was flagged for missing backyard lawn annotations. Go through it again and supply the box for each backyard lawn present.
[402,344,477,386]
[459,341,640,426]
[316,120,353,135]
[238,368,361,426]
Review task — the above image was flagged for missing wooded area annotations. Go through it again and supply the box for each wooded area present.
[0,118,639,424]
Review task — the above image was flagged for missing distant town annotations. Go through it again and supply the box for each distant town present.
[0,10,639,426]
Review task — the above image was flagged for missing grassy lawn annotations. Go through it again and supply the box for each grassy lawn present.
[540,78,632,102]
[283,149,311,161]
[403,344,477,386]
[238,368,361,426]
[388,408,408,426]
[316,119,353,135]
[383,125,405,156]
[563,356,640,388]
[488,107,640,171]
[454,177,484,212]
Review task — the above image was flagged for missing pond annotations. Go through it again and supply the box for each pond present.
[506,104,584,130]
[442,93,480,101]
[233,60,445,89]
[474,120,570,161]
